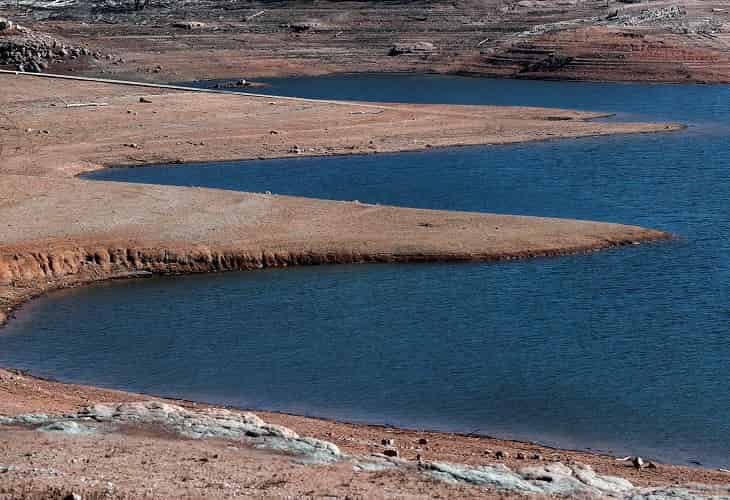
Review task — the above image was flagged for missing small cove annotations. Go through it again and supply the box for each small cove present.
[2,75,730,467]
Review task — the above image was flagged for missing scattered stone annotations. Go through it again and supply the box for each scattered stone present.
[516,452,526,460]
[0,17,14,32]
[289,145,302,154]
[286,21,320,33]
[0,25,99,71]
[214,79,251,89]
[530,453,542,460]
[172,21,206,30]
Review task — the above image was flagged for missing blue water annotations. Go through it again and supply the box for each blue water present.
[3,75,730,467]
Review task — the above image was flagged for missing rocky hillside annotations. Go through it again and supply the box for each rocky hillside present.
[1,1,729,85]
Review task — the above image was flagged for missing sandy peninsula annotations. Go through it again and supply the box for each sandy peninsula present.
[0,73,712,499]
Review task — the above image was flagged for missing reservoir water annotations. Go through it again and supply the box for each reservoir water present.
[3,75,730,467]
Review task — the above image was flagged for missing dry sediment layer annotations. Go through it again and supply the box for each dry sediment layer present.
[3,0,730,83]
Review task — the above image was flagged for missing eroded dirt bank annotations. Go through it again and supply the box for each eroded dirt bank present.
[0,73,675,325]
[0,74,695,497]
[0,173,671,326]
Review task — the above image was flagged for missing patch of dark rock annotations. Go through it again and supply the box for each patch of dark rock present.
[388,41,435,56]
[284,22,320,33]
[521,54,574,73]
[0,23,102,72]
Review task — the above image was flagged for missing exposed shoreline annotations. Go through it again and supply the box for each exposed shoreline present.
[0,73,712,498]
[3,364,730,499]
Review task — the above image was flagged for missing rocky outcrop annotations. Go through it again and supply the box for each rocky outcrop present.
[425,461,730,498]
[0,19,102,72]
[3,402,729,498]
[1,401,343,464]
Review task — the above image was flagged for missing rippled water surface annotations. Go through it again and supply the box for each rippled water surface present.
[3,75,730,467]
